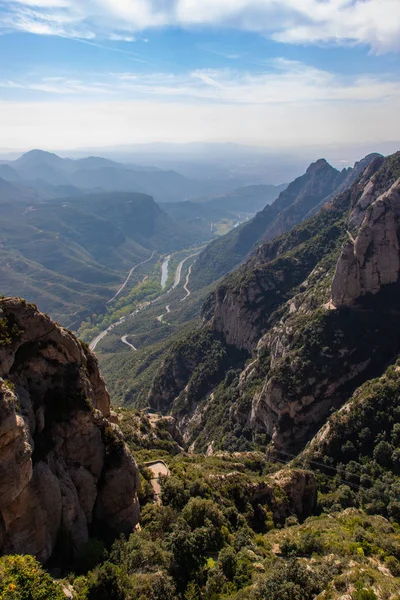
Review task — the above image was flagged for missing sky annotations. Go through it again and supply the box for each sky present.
[0,0,399,151]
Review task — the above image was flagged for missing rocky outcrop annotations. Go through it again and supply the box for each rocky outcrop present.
[332,178,400,306]
[209,467,317,522]
[0,298,140,564]
[305,153,382,219]
[248,468,317,521]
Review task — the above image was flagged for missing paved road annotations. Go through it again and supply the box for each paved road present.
[145,460,170,503]
[157,304,170,323]
[90,249,201,352]
[180,260,196,301]
[121,335,137,351]
[173,251,200,289]
[107,251,155,304]
[89,315,126,351]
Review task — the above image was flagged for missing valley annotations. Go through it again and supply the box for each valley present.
[1,148,400,600]
[87,245,204,353]
[2,3,400,597]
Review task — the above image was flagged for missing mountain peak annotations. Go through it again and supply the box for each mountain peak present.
[305,158,331,175]
[14,149,64,168]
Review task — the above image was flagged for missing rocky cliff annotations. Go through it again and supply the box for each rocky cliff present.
[332,175,400,306]
[147,151,400,454]
[0,298,140,564]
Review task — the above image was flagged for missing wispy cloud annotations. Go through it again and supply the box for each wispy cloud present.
[2,60,400,105]
[2,0,400,53]
[0,75,114,95]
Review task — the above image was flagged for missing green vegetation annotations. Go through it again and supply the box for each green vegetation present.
[0,315,22,346]
[78,263,162,342]
[301,360,400,520]
[20,443,398,600]
[0,555,65,600]
[0,192,213,329]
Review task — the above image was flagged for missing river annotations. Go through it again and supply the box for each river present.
[161,255,170,290]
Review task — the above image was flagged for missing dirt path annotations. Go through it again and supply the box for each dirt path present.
[107,251,156,304]
[121,335,137,351]
[145,460,170,503]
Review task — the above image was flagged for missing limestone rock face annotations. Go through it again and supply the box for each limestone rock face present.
[332,178,400,306]
[0,298,140,564]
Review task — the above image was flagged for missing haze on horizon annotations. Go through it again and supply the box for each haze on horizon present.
[0,0,399,151]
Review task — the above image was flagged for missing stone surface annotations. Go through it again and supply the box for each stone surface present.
[0,298,140,564]
[332,178,400,306]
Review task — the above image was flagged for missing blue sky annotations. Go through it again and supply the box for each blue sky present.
[0,0,399,150]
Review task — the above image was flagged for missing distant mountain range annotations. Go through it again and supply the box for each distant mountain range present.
[193,183,287,214]
[0,150,291,328]
[0,149,284,204]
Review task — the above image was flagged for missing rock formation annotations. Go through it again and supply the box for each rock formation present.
[332,178,400,306]
[0,297,140,564]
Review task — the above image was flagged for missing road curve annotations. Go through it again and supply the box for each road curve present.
[157,304,170,323]
[89,315,126,351]
[121,335,137,351]
[180,261,196,302]
[107,251,156,304]
[90,249,202,352]
[173,251,200,289]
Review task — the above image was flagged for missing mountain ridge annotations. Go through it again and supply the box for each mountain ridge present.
[146,152,400,455]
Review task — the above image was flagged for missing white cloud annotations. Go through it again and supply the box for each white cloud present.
[2,0,400,52]
[0,59,398,149]
[3,61,400,105]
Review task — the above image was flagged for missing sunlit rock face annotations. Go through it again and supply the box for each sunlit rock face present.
[0,297,140,564]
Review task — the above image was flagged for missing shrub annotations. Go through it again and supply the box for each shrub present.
[298,532,324,556]
[218,546,237,580]
[129,572,176,600]
[352,589,378,600]
[110,531,170,574]
[0,555,65,600]
[83,562,131,600]
[253,558,322,600]
[384,555,400,576]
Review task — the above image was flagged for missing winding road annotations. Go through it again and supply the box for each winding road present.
[89,249,202,352]
[89,315,126,351]
[107,251,155,304]
[157,304,170,323]
[173,251,200,289]
[180,260,196,301]
[121,335,137,351]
